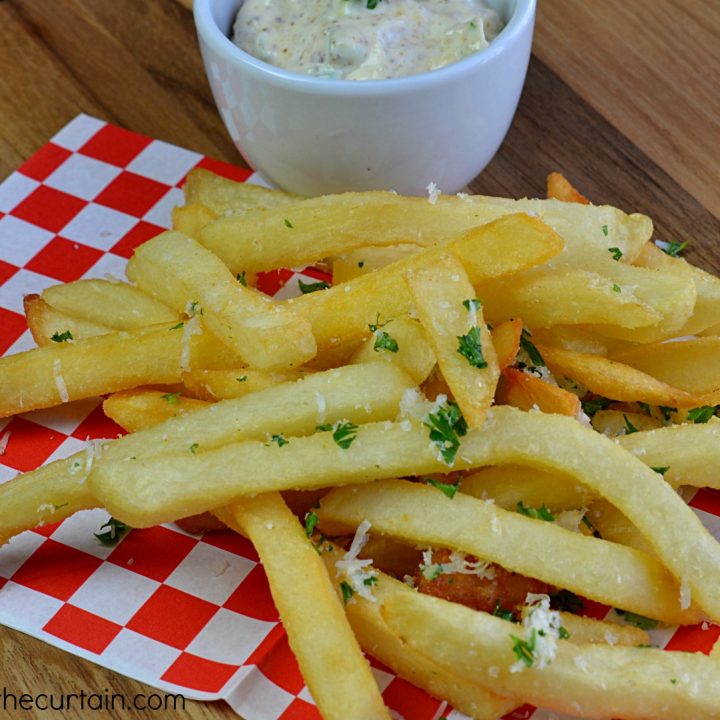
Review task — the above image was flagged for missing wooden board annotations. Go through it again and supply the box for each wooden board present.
[0,0,718,717]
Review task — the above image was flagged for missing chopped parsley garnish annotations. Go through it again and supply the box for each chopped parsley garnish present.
[614,609,659,630]
[581,396,612,417]
[462,298,482,312]
[550,589,584,614]
[660,406,677,422]
[612,283,622,293]
[510,630,536,668]
[366,0,382,8]
[271,434,289,447]
[623,414,639,434]
[161,392,181,404]
[492,602,515,622]
[423,477,460,499]
[601,224,609,237]
[687,405,716,424]
[318,420,359,449]
[189,443,199,454]
[373,331,399,353]
[340,581,354,604]
[237,375,248,383]
[298,278,331,294]
[516,501,555,522]
[663,240,687,258]
[236,271,247,286]
[284,218,294,228]
[304,510,319,537]
[358,260,365,268]
[187,300,202,316]
[608,247,623,261]
[457,326,488,368]
[50,330,73,343]
[363,575,378,586]
[558,626,571,640]
[652,466,670,476]
[581,514,602,538]
[95,517,130,545]
[424,400,467,465]
[170,322,184,330]
[519,328,545,367]
[637,401,652,415]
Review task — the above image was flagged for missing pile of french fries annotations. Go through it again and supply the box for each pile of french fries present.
[2,167,720,719]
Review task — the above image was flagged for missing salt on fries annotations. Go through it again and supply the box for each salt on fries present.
[0,168,719,718]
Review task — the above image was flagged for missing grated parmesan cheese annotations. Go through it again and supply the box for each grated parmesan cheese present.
[510,593,563,673]
[426,181,441,204]
[53,359,69,403]
[419,548,495,581]
[335,519,378,603]
[180,314,202,372]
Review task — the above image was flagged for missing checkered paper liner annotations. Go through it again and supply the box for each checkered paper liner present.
[0,114,718,720]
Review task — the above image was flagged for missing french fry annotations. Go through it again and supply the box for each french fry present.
[332,244,422,284]
[103,389,209,433]
[199,191,650,273]
[537,344,699,407]
[478,267,661,329]
[461,465,596,512]
[381,590,720,719]
[182,168,300,214]
[171,202,218,238]
[182,367,309,401]
[546,171,591,204]
[635,241,720,336]
[0,320,239,417]
[349,317,436,385]
[126,231,317,369]
[406,254,499,428]
[496,368,581,416]
[88,406,720,622]
[316,479,696,625]
[490,318,522,369]
[0,363,414,545]
[586,500,656,556]
[42,278,178,329]
[318,546,518,719]
[24,294,110,345]
[215,495,390,720]
[555,611,648,647]
[590,409,663,437]
[616,421,720,490]
[286,214,564,350]
[612,338,720,402]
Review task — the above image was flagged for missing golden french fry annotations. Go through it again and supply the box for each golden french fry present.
[183,168,300,214]
[635,241,720,336]
[200,191,649,273]
[406,254,499,428]
[89,405,720,624]
[490,318,522,369]
[479,266,661,329]
[546,171,591,204]
[182,367,309,401]
[555,611,648,647]
[286,214,564,351]
[382,590,720,719]
[0,363,413,545]
[586,500,656,557]
[0,320,239,418]
[126,231,317,369]
[349,317,436,385]
[216,495,390,720]
[616,421,720,490]
[24,294,110,345]
[103,389,210,433]
[318,546,518,719]
[461,465,596,512]
[42,278,178,329]
[316,479,696,625]
[332,244,422,284]
[537,344,699,407]
[612,338,720,402]
[171,202,218,238]
[496,367,581,416]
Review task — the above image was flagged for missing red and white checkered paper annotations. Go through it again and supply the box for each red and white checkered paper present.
[0,115,718,720]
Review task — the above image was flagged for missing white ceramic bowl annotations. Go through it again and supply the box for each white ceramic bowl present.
[194,0,536,196]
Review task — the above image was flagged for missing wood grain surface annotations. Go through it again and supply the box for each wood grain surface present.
[0,1,718,718]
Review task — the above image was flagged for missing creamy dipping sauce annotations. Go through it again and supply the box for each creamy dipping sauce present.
[232,0,505,80]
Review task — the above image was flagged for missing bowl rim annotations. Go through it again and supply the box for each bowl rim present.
[194,0,537,95]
